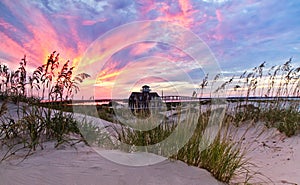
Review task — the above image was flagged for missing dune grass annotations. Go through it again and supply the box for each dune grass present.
[0,51,90,162]
[219,59,300,137]
[104,103,249,183]
[96,59,299,183]
[0,53,299,183]
[0,97,88,162]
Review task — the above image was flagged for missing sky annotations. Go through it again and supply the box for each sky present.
[0,0,300,99]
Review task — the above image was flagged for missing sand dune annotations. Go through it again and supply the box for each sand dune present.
[1,102,300,185]
[0,142,223,185]
[230,123,300,184]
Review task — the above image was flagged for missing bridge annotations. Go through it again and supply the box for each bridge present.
[161,95,206,102]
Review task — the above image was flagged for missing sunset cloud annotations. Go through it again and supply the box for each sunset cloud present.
[0,0,299,98]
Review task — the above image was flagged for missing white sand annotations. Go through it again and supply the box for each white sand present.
[0,143,223,185]
[0,102,223,185]
[1,102,300,184]
[230,123,300,184]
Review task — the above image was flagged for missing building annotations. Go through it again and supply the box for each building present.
[128,85,161,111]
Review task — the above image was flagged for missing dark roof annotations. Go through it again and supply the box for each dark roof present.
[142,85,150,88]
[130,92,141,96]
[149,92,159,97]
[129,92,160,97]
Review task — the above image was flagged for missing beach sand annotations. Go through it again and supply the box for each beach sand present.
[0,142,223,185]
[0,101,222,184]
[1,102,300,184]
[230,122,300,184]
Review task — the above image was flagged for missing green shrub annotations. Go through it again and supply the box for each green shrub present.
[262,108,300,137]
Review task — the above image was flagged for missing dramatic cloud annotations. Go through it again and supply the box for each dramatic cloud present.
[0,0,299,98]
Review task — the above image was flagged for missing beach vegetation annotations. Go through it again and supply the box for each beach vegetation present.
[0,54,299,183]
[0,52,90,162]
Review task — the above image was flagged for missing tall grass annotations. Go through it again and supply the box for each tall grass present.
[0,54,298,183]
[0,100,90,162]
[0,52,90,162]
[214,59,300,136]
[91,59,299,183]
[105,102,249,183]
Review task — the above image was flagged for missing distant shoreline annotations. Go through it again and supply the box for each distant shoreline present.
[40,96,300,104]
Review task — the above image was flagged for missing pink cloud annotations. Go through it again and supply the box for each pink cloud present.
[156,0,197,29]
[0,18,17,32]
[0,32,27,64]
[136,0,198,29]
[82,18,107,26]
[1,1,87,70]
[130,42,156,56]
[216,9,223,22]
